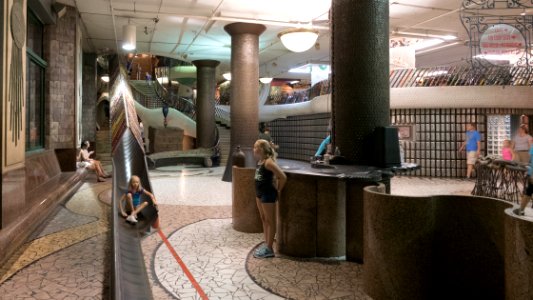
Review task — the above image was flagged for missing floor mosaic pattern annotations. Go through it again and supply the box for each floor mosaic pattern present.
[0,162,527,300]
[247,256,370,300]
[0,182,110,285]
[154,218,280,299]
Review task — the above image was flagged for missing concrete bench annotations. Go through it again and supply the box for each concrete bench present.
[0,150,88,267]
[146,148,215,169]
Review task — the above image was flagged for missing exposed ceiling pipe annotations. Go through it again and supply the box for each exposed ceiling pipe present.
[110,0,120,53]
[148,0,164,53]
[403,8,461,30]
[402,1,482,31]
[183,0,226,54]
[210,16,329,30]
[111,8,329,30]
[169,18,189,55]
[416,41,463,55]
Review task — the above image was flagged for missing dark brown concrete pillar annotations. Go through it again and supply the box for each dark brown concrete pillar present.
[332,0,389,164]
[193,59,219,148]
[222,23,266,181]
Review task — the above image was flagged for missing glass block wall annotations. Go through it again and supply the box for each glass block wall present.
[486,115,511,157]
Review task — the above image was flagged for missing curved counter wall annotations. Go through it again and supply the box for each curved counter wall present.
[363,185,533,300]
[275,159,385,260]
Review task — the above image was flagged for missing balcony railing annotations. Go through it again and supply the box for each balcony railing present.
[390,65,533,88]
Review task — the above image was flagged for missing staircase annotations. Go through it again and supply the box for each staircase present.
[95,129,112,171]
[129,80,159,99]
[217,124,231,166]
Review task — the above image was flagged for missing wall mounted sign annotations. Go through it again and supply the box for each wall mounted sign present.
[479,24,525,65]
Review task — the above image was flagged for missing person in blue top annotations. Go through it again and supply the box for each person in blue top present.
[315,133,331,158]
[120,175,158,224]
[459,123,481,179]
[513,139,533,216]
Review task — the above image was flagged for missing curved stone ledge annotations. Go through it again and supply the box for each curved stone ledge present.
[363,185,533,299]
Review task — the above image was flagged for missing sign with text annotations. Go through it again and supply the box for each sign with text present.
[479,24,525,65]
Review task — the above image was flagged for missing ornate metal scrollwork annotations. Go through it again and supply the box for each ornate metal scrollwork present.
[461,0,533,83]
[9,0,25,146]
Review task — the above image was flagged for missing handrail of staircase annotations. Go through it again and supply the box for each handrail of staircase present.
[215,105,231,127]
[148,73,221,149]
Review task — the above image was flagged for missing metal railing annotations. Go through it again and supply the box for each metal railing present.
[390,65,533,88]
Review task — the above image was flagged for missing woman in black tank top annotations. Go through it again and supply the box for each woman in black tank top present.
[252,139,287,258]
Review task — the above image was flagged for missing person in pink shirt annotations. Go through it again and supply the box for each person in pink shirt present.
[501,139,515,161]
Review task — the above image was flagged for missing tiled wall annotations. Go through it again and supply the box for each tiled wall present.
[269,113,330,161]
[82,53,97,142]
[392,108,533,177]
[269,108,533,178]
[43,6,78,149]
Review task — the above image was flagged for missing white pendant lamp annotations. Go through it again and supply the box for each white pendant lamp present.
[278,28,319,53]
[122,24,136,51]
[259,77,273,84]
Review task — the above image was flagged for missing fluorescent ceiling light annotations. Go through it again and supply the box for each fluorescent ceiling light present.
[413,39,446,51]
[259,77,273,84]
[289,63,330,74]
[223,72,231,81]
[474,54,520,64]
[278,28,319,53]
[122,24,136,51]
[394,30,457,41]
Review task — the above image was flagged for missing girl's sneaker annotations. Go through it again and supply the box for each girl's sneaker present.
[126,215,138,223]
[254,246,274,258]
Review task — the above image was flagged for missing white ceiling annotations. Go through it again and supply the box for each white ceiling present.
[55,0,527,79]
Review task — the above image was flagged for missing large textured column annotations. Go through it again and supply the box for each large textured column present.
[332,0,389,163]
[192,59,219,148]
[222,23,266,181]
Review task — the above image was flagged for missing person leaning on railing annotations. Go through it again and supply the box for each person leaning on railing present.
[514,138,533,216]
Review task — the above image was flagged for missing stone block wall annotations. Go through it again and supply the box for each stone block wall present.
[148,127,185,153]
[43,6,77,149]
[82,53,96,141]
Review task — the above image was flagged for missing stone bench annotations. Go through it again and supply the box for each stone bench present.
[146,148,215,169]
[363,185,533,300]
[0,149,88,266]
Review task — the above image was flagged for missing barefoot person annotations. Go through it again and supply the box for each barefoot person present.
[78,140,111,182]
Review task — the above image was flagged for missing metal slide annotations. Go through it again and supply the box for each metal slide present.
[110,59,158,299]
[111,128,158,300]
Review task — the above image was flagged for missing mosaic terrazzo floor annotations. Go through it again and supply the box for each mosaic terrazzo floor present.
[0,162,524,300]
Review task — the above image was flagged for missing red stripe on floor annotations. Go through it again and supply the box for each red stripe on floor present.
[158,229,209,300]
